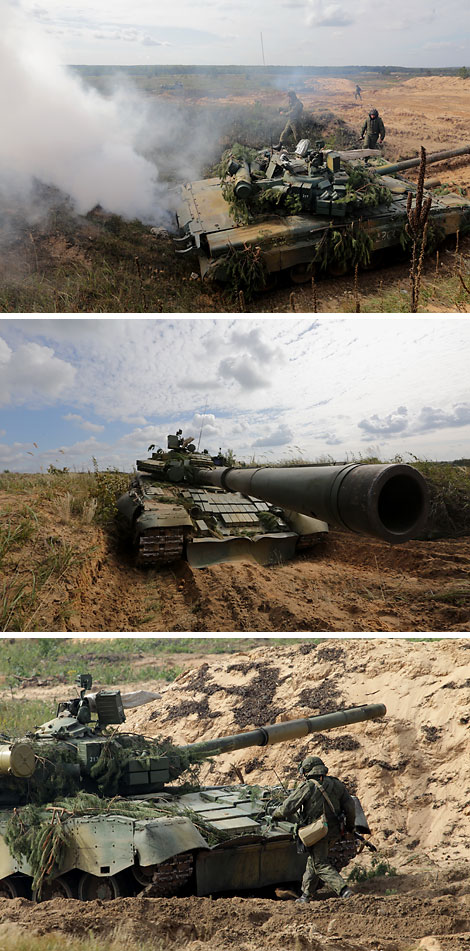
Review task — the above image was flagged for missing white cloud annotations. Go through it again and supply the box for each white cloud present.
[0,339,75,408]
[1,317,470,471]
[63,412,104,432]
[253,424,293,446]
[306,0,354,27]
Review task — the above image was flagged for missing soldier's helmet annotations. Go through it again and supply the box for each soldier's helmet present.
[301,755,328,776]
[369,107,379,118]
[288,90,297,100]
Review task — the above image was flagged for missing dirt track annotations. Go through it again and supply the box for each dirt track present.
[69,531,470,632]
[1,876,470,951]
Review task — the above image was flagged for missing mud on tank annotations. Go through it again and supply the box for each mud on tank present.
[0,674,385,901]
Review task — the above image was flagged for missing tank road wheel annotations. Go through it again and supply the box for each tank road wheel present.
[289,263,313,284]
[33,875,76,901]
[77,873,121,901]
[0,876,29,899]
[136,526,185,567]
[133,853,194,897]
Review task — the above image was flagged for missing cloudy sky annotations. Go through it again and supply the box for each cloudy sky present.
[1,317,469,473]
[7,0,469,67]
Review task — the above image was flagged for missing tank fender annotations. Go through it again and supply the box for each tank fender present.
[59,815,135,876]
[0,827,30,877]
[134,816,209,867]
[135,508,192,532]
[116,492,142,522]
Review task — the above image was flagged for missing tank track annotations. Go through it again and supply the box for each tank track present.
[296,533,327,552]
[136,526,185,566]
[141,853,194,897]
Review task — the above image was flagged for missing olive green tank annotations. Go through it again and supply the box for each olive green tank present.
[0,674,385,901]
[116,431,429,569]
[173,142,470,285]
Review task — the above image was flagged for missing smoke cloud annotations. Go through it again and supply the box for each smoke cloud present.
[0,1,219,227]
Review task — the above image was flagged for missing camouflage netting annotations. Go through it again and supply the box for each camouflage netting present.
[89,732,201,796]
[2,742,80,805]
[1,732,209,804]
[5,792,239,897]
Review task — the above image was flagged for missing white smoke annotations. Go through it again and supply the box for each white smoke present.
[0,1,171,223]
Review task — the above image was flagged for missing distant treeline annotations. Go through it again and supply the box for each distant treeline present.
[69,64,468,79]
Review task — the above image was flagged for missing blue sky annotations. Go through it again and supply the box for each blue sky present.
[7,0,469,67]
[1,317,469,473]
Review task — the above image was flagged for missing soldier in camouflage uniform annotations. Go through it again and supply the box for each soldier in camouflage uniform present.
[277,91,304,149]
[271,755,356,903]
[361,108,385,148]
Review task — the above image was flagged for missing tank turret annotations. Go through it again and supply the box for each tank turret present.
[173,141,470,285]
[0,675,386,801]
[0,675,385,901]
[117,435,429,569]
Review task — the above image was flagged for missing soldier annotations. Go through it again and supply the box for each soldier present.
[271,755,356,903]
[354,84,362,101]
[276,90,304,149]
[361,108,385,148]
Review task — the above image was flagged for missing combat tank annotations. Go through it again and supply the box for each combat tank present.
[0,674,385,901]
[173,141,470,286]
[116,431,429,569]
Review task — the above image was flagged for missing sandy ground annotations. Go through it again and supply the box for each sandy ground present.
[48,530,470,632]
[1,639,470,950]
[196,75,470,189]
[1,477,470,633]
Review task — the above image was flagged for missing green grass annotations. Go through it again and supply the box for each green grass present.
[0,932,167,951]
[0,697,56,736]
[0,637,310,687]
[348,856,397,882]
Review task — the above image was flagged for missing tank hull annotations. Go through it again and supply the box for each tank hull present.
[0,785,359,898]
[174,147,470,284]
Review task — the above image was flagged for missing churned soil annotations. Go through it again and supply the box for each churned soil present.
[0,874,470,951]
[2,640,470,951]
[54,529,470,632]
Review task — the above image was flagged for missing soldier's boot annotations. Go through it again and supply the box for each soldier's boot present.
[295,894,312,904]
[339,886,353,899]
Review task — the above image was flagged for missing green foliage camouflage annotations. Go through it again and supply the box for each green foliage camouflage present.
[4,792,235,896]
[313,224,373,272]
[1,742,81,805]
[222,243,268,301]
[219,153,393,226]
[89,732,200,796]
[340,165,393,209]
[400,219,446,255]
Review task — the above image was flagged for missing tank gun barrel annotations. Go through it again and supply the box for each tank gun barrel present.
[375,144,470,176]
[182,704,386,756]
[195,463,428,544]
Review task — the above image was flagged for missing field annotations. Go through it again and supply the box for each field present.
[0,638,469,951]
[2,72,470,313]
[1,464,469,633]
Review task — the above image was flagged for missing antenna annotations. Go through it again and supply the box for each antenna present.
[197,398,208,451]
[260,31,266,67]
